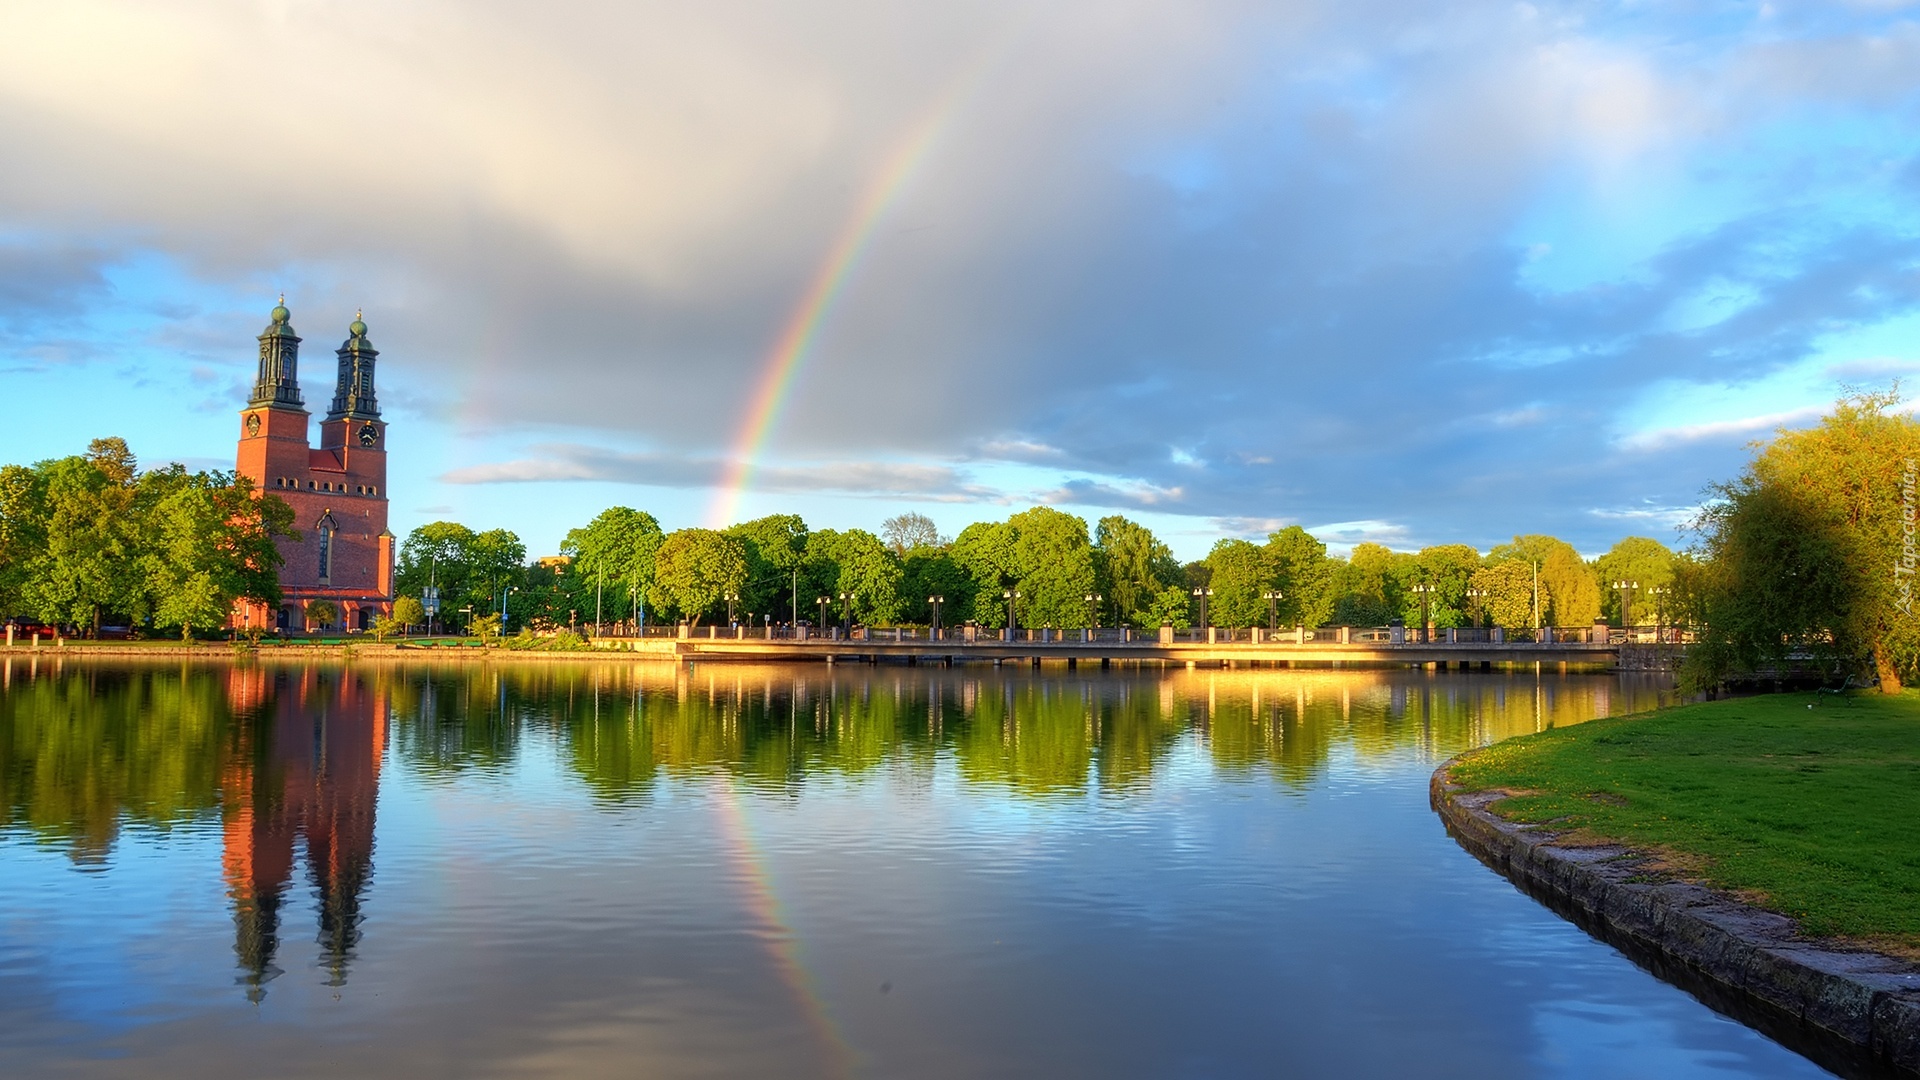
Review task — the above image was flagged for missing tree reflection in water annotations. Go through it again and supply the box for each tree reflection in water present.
[0,657,1674,1003]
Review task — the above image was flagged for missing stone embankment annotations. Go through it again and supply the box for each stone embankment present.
[1432,764,1920,1079]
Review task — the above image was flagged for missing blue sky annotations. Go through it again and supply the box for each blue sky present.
[2,0,1918,560]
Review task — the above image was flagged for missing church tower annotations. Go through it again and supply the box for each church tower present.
[234,301,394,634]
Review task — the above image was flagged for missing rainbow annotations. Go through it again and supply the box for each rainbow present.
[713,774,859,1077]
[705,51,1004,529]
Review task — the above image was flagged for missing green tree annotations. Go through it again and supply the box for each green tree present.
[727,514,809,622]
[806,528,904,624]
[1262,526,1334,627]
[1467,560,1534,631]
[1144,585,1193,629]
[1542,545,1601,626]
[20,441,144,634]
[469,529,528,614]
[1004,507,1098,628]
[1488,534,1596,626]
[950,521,1019,627]
[949,509,1098,628]
[395,522,479,611]
[1093,515,1181,627]
[392,596,427,632]
[304,600,338,631]
[900,548,974,625]
[648,529,748,625]
[138,469,295,639]
[1407,544,1482,629]
[1594,536,1676,625]
[0,464,42,618]
[1685,391,1920,692]
[565,507,665,628]
[1331,542,1400,625]
[1205,538,1270,628]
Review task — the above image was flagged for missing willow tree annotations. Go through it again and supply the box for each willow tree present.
[1093,515,1181,627]
[1685,391,1920,692]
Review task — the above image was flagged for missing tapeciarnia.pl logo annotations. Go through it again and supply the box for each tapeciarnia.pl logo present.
[1898,458,1917,617]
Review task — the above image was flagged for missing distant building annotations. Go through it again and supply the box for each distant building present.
[232,300,394,632]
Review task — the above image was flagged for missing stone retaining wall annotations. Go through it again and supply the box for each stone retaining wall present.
[1432,764,1920,1079]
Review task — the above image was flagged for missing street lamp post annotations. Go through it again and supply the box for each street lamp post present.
[1465,587,1488,630]
[1263,590,1284,631]
[838,592,854,636]
[725,591,739,627]
[498,586,518,636]
[1411,582,1434,643]
[816,595,831,637]
[1646,584,1669,643]
[1084,592,1103,629]
[1003,589,1022,635]
[1192,587,1213,630]
[929,595,945,638]
[1532,560,1541,631]
[1610,579,1638,632]
[459,605,473,637]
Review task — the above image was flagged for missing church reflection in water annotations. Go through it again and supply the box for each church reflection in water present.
[218,667,385,1002]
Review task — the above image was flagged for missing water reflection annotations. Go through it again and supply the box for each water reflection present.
[220,667,382,1000]
[0,659,1671,837]
[0,662,385,1001]
[376,662,1671,802]
[0,659,1671,999]
[7,658,1817,1080]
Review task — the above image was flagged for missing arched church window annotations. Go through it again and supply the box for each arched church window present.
[316,512,339,582]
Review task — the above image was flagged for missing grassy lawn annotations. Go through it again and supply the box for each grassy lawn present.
[1447,691,1920,950]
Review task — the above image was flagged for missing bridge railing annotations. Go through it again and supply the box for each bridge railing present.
[1609,626,1697,644]
[595,622,1685,648]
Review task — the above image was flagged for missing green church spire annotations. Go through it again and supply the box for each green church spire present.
[249,296,304,408]
[326,309,381,421]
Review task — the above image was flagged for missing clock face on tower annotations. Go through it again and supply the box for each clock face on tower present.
[358,424,379,447]
[245,413,261,437]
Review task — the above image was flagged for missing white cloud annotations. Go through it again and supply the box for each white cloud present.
[1616,406,1823,452]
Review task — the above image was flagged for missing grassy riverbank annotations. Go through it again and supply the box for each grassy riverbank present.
[1446,691,1920,951]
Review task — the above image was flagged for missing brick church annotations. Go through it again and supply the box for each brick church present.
[232,300,394,633]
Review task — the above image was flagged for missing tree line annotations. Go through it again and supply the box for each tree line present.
[0,436,1692,642]
[7,390,1909,696]
[394,505,1682,637]
[0,439,291,638]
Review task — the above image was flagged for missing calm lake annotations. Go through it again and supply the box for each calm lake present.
[0,658,1832,1078]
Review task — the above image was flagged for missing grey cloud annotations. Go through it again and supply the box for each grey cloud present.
[4,0,1919,553]
[442,443,1008,502]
